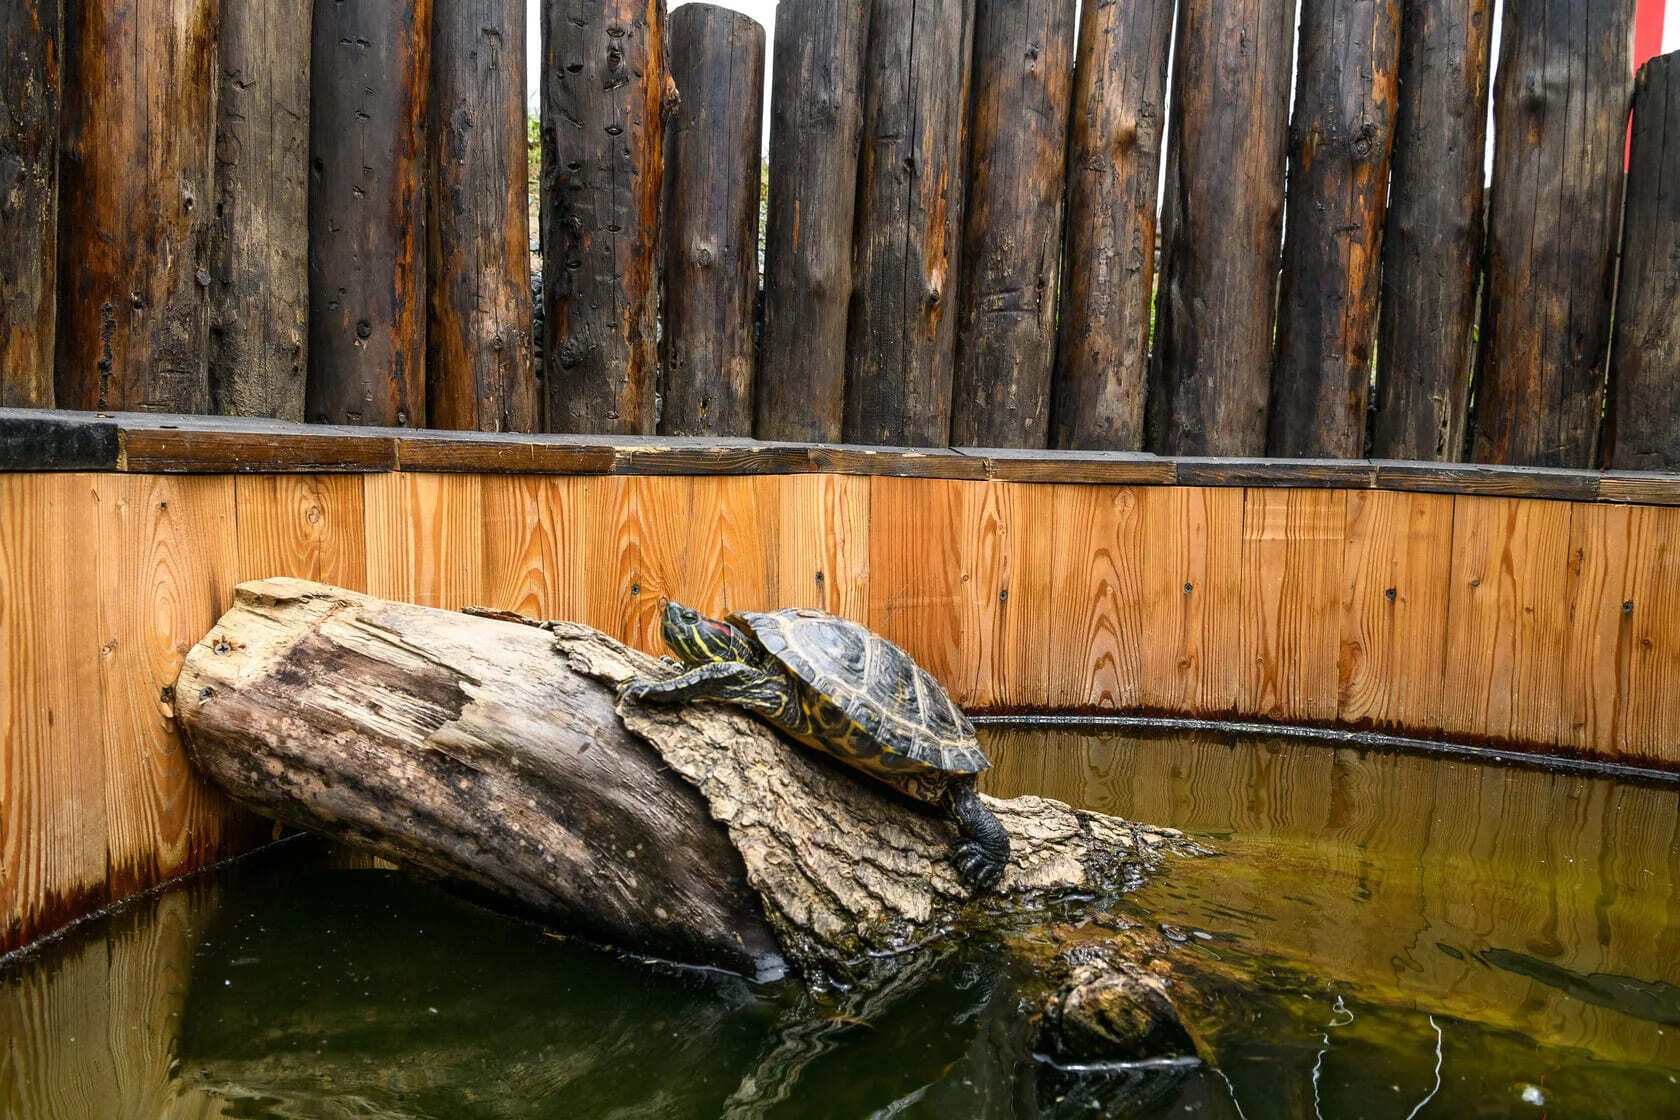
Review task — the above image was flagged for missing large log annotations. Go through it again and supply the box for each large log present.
[1369,0,1493,461]
[1472,0,1635,468]
[1604,51,1680,471]
[1050,0,1174,452]
[210,0,311,420]
[0,0,60,409]
[173,579,1190,983]
[755,0,870,443]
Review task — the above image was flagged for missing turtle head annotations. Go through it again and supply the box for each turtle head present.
[659,601,755,666]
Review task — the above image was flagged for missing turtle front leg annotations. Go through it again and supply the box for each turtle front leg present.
[621,661,806,726]
[946,782,1010,893]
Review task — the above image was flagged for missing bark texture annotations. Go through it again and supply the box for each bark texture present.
[755,0,869,443]
[843,0,975,447]
[540,0,674,435]
[1269,0,1401,459]
[1370,0,1493,461]
[1605,51,1680,471]
[307,0,432,427]
[661,4,764,437]
[427,0,538,433]
[950,0,1076,449]
[1146,0,1295,455]
[175,579,1191,981]
[1473,0,1634,468]
[1050,0,1174,452]
[56,0,217,414]
[211,0,310,420]
[0,0,60,409]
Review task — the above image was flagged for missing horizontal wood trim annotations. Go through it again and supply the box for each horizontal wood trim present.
[10,408,1680,505]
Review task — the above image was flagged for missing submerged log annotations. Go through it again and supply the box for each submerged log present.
[174,579,1194,985]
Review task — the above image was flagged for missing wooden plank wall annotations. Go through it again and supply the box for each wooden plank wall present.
[5,471,1680,952]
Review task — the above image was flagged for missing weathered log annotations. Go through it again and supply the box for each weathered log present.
[950,0,1076,449]
[56,0,216,414]
[1370,0,1493,461]
[1050,0,1174,452]
[1472,0,1634,468]
[1146,0,1294,455]
[174,578,1191,983]
[661,4,764,437]
[210,0,310,420]
[0,0,60,409]
[307,0,432,427]
[540,0,673,435]
[1604,51,1680,471]
[426,0,538,433]
[843,0,975,447]
[1268,0,1401,459]
[755,0,870,443]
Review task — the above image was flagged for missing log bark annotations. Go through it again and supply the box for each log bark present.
[210,0,310,420]
[1146,0,1294,455]
[1050,0,1174,452]
[307,0,432,427]
[427,0,539,433]
[1370,0,1493,462]
[660,4,764,437]
[755,0,869,443]
[1472,0,1635,468]
[56,0,216,414]
[174,578,1192,982]
[843,0,975,448]
[540,0,673,435]
[950,0,1076,449]
[1604,51,1680,471]
[0,0,60,409]
[1268,0,1401,459]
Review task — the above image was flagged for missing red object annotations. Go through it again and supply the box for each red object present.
[1629,0,1666,166]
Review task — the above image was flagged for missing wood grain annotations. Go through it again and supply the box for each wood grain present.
[1135,486,1244,716]
[1338,489,1454,733]
[480,474,585,620]
[1442,494,1571,745]
[234,474,368,589]
[867,478,1053,709]
[95,474,248,898]
[776,473,870,620]
[1048,486,1146,710]
[0,475,106,953]
[0,0,60,409]
[362,472,486,609]
[1240,489,1347,722]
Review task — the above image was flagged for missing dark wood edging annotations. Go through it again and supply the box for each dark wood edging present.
[3,407,1679,505]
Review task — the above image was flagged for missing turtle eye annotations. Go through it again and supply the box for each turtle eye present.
[681,609,699,623]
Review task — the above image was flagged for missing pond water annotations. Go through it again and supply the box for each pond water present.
[4,727,1680,1118]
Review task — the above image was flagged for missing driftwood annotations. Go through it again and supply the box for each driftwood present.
[175,578,1194,985]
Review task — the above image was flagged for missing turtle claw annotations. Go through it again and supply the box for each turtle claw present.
[954,841,1007,894]
[618,677,654,703]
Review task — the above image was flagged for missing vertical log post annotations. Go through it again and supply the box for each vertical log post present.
[661,4,764,437]
[755,0,870,443]
[843,0,975,448]
[56,0,217,414]
[541,0,673,435]
[1049,0,1174,451]
[1472,0,1635,468]
[1605,51,1680,471]
[1370,0,1494,461]
[307,1,433,427]
[1146,0,1294,455]
[1,0,60,409]
[950,0,1076,449]
[428,0,538,433]
[1268,0,1402,458]
[211,0,311,420]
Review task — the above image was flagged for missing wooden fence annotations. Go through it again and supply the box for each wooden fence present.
[2,1,1676,466]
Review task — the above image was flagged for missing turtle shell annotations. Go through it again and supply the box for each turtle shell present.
[729,608,989,784]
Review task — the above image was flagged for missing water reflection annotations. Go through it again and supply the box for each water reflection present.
[4,728,1680,1118]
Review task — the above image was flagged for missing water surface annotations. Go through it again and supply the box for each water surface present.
[4,727,1679,1118]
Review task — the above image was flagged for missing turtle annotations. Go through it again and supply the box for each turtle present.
[619,601,1012,892]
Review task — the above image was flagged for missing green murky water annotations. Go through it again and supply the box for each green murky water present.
[5,727,1680,1118]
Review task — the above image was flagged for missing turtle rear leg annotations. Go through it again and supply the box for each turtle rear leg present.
[946,782,1010,893]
